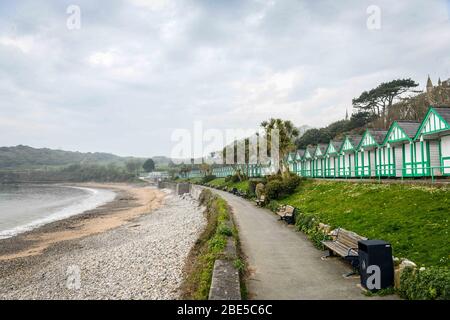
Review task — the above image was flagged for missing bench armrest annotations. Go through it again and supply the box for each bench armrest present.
[347,247,358,256]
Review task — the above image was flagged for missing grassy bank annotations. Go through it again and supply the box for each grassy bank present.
[207,178,250,194]
[175,177,254,195]
[280,180,449,267]
[181,189,245,300]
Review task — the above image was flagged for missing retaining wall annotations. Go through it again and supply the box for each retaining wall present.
[157,181,191,196]
[189,184,203,200]
[206,188,242,300]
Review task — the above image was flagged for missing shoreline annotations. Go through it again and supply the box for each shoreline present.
[0,183,165,261]
[0,184,116,240]
[0,183,206,300]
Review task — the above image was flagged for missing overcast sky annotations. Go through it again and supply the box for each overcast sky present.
[1,0,449,157]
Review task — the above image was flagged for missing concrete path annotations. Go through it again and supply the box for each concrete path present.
[213,190,393,300]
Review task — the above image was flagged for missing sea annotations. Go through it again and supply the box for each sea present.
[0,184,116,239]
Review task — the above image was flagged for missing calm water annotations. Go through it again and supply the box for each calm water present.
[0,184,116,239]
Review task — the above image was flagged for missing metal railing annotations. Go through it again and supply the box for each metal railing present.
[191,164,450,183]
[295,165,450,183]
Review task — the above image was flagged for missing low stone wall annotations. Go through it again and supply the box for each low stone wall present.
[176,183,190,195]
[208,259,241,300]
[209,223,241,300]
[208,193,241,300]
[189,184,203,200]
[188,185,242,300]
[157,181,190,196]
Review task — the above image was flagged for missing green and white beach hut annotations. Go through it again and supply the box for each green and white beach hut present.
[381,121,420,177]
[339,135,362,177]
[356,129,387,177]
[287,152,297,173]
[212,167,222,177]
[247,164,261,177]
[414,106,450,176]
[188,170,203,178]
[240,163,260,178]
[337,144,346,177]
[220,166,232,177]
[313,144,327,178]
[324,140,342,178]
[221,166,234,177]
[302,147,314,177]
[295,150,305,176]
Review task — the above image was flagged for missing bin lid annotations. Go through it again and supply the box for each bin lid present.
[359,239,391,246]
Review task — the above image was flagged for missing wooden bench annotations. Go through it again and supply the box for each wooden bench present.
[276,205,296,224]
[321,228,367,276]
[255,195,266,207]
[236,189,246,197]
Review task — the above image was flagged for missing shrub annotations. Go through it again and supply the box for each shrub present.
[230,174,240,183]
[295,211,330,249]
[266,200,281,212]
[224,175,232,183]
[217,223,233,237]
[266,174,283,182]
[201,175,216,184]
[399,266,450,300]
[265,174,302,200]
[247,180,257,195]
[266,180,284,200]
[282,174,302,194]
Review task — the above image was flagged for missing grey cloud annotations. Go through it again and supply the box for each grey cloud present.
[0,0,449,156]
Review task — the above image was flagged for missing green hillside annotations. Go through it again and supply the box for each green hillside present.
[0,145,137,170]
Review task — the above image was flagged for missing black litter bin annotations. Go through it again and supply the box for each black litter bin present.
[358,240,394,291]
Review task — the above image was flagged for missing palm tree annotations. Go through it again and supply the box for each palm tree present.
[200,162,212,176]
[261,118,299,175]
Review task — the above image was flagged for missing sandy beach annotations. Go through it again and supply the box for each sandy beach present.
[0,183,206,300]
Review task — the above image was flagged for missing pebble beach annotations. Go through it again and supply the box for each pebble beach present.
[0,185,206,300]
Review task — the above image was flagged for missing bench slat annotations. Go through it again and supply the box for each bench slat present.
[276,205,296,224]
[322,228,366,258]
[323,243,348,257]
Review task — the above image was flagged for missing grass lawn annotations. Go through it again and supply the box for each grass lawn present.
[281,180,449,267]
[208,178,250,193]
[176,177,203,184]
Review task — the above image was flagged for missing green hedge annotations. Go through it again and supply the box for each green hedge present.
[399,266,450,300]
[265,174,302,200]
[295,211,332,249]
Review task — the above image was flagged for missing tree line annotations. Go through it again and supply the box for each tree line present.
[296,77,450,148]
[172,76,450,180]
[0,158,159,183]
